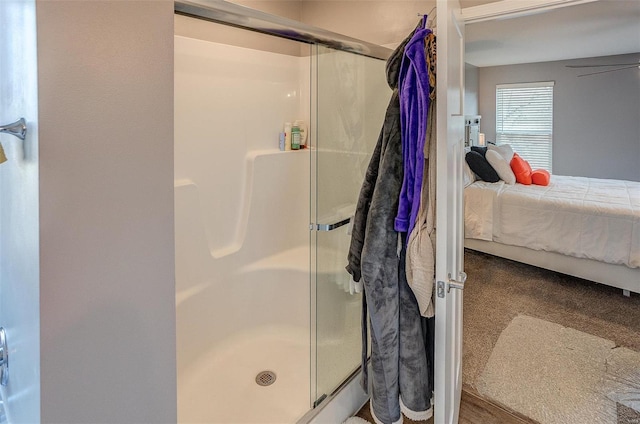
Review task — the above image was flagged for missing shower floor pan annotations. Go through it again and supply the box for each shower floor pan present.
[178,326,310,424]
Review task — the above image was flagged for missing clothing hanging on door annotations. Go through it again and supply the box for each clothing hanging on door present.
[346,16,437,424]
[406,30,437,318]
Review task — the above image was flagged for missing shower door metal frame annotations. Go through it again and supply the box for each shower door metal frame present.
[310,43,319,411]
[174,0,392,61]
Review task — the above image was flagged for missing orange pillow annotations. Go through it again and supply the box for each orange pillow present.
[531,169,550,186]
[510,153,532,185]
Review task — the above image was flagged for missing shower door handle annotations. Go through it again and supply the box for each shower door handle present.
[316,217,351,232]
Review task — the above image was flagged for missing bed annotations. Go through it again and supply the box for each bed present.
[464,175,640,295]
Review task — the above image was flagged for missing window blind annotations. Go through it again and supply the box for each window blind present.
[496,82,554,172]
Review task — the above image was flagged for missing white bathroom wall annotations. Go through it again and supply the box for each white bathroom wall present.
[231,0,302,20]
[301,1,434,47]
[0,0,41,421]
[36,1,176,421]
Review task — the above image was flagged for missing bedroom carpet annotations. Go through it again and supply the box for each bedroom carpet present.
[463,249,640,423]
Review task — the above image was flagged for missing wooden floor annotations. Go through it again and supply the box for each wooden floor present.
[457,389,538,424]
[355,387,538,424]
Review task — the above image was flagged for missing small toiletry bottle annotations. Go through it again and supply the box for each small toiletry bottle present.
[291,124,300,150]
[284,122,292,151]
[279,132,285,151]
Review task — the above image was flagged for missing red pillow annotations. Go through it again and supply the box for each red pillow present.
[510,153,532,185]
[531,169,550,186]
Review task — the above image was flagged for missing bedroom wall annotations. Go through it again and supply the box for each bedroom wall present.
[478,53,640,182]
[465,63,479,116]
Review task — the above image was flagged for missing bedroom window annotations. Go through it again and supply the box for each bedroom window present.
[496,81,554,172]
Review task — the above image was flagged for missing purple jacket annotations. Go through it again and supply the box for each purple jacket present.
[394,23,432,239]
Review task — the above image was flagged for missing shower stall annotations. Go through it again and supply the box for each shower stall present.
[174,1,390,422]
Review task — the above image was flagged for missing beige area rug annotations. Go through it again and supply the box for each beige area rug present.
[462,249,640,394]
[477,315,640,424]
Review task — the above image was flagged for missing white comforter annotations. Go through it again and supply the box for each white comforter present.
[464,175,640,268]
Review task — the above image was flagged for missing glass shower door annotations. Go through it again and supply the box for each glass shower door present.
[312,45,389,404]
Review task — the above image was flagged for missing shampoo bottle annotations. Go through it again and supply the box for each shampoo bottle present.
[291,124,300,150]
[284,122,292,151]
[294,120,307,148]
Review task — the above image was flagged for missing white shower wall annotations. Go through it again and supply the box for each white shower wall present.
[175,35,311,256]
[174,35,312,423]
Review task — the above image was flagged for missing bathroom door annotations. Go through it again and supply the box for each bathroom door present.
[434,0,466,422]
[0,0,41,421]
[312,45,389,404]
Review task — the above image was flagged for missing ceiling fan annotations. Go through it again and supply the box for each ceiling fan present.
[566,62,640,77]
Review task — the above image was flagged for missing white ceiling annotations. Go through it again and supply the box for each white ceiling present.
[464,0,640,67]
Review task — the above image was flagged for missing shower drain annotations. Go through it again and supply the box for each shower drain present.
[255,371,277,387]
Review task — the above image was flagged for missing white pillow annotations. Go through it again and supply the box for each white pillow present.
[488,143,514,162]
[486,149,516,184]
[463,160,476,187]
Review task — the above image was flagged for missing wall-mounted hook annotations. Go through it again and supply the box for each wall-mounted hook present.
[0,118,27,140]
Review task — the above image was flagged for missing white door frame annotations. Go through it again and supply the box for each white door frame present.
[460,0,596,24]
